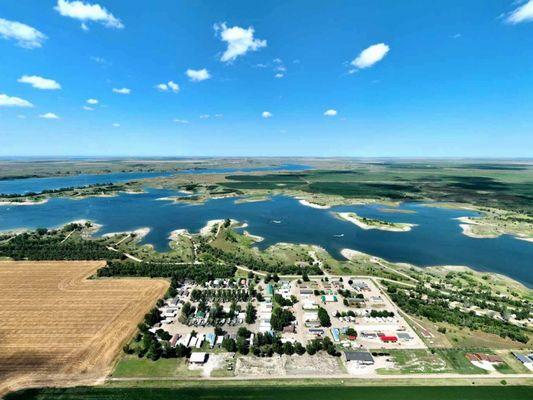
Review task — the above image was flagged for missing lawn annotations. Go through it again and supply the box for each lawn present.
[434,349,488,374]
[111,356,200,378]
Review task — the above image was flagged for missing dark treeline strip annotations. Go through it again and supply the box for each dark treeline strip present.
[0,232,119,260]
[97,260,236,284]
[0,182,125,198]
[386,285,530,344]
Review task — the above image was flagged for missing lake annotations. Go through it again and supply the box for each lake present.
[0,190,531,287]
[0,164,311,195]
[4,385,532,400]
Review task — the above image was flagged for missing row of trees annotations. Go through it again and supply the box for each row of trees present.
[0,231,119,260]
[97,260,236,283]
[221,330,340,358]
[387,285,529,343]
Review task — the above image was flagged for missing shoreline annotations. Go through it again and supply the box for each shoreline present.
[455,217,500,239]
[243,230,264,242]
[298,199,331,209]
[102,227,151,241]
[336,212,416,232]
[0,198,49,206]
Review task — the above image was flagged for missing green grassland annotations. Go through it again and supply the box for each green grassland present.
[111,356,200,379]
[220,162,533,214]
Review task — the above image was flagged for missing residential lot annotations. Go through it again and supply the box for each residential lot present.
[0,261,168,396]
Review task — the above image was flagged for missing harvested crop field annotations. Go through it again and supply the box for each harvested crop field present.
[0,261,169,396]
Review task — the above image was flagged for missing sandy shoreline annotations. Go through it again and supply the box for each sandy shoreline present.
[243,230,264,242]
[0,199,48,206]
[168,229,192,241]
[454,217,499,239]
[336,212,415,232]
[340,248,367,260]
[102,227,151,240]
[298,199,331,209]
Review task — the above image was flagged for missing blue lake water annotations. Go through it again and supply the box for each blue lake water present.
[0,191,531,287]
[0,164,311,195]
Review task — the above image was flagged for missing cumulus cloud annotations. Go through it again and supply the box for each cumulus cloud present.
[505,0,533,24]
[324,109,337,117]
[112,87,130,94]
[173,118,189,124]
[214,22,266,62]
[156,81,180,93]
[54,0,124,29]
[17,75,61,90]
[262,111,273,118]
[0,94,34,107]
[0,18,47,49]
[186,69,210,82]
[274,73,284,78]
[86,98,98,104]
[351,43,390,69]
[39,112,60,119]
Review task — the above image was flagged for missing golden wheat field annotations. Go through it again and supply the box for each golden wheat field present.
[0,261,169,395]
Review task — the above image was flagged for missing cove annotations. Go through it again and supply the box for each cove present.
[0,191,531,287]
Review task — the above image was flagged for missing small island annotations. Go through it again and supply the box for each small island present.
[335,212,416,232]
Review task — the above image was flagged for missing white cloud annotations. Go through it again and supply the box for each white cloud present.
[156,81,179,93]
[324,109,337,117]
[0,18,47,49]
[0,94,34,107]
[199,114,210,119]
[173,118,189,124]
[262,111,273,118]
[86,98,98,104]
[214,113,223,118]
[112,87,130,94]
[167,81,179,92]
[112,122,120,127]
[186,69,210,82]
[156,83,168,91]
[17,114,27,119]
[351,43,390,69]
[83,106,94,111]
[274,73,284,78]
[505,0,533,24]
[452,33,462,39]
[54,0,124,29]
[39,112,60,119]
[18,75,61,90]
[214,22,267,62]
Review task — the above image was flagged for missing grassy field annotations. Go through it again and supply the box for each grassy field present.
[434,350,489,374]
[220,162,533,214]
[5,385,533,400]
[111,357,200,378]
[378,350,452,374]
[0,261,169,396]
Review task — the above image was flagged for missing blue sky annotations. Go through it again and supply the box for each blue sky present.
[1,0,532,157]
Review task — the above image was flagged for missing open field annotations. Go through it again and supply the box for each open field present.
[0,261,169,396]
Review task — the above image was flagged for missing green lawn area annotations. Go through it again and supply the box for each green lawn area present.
[111,356,200,378]
[378,350,452,374]
[434,349,488,374]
